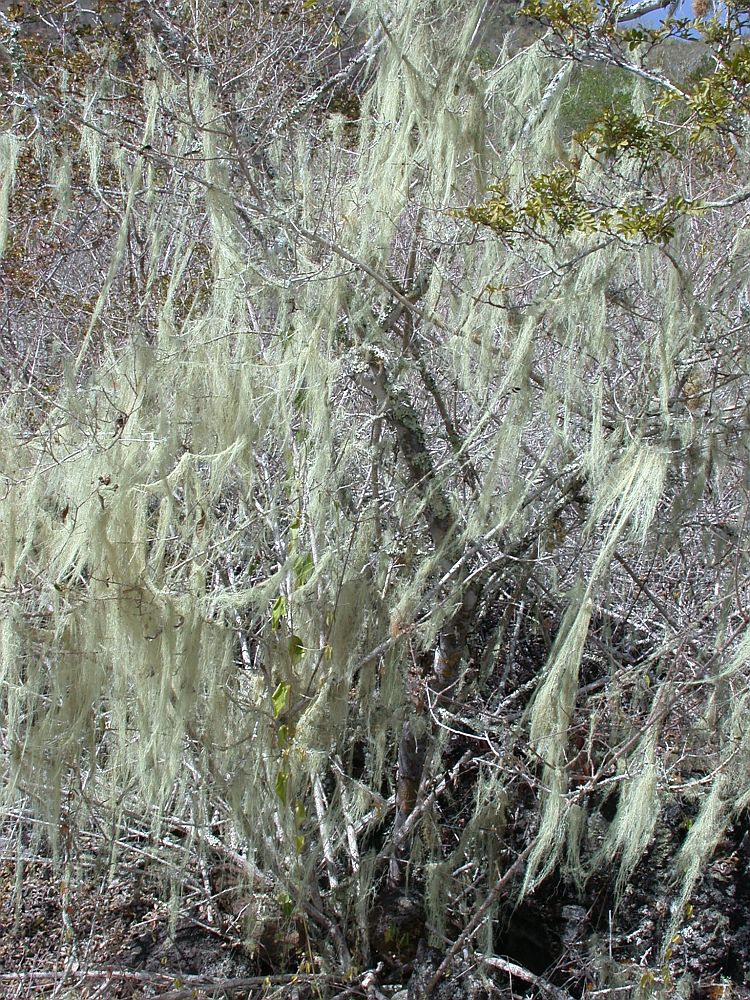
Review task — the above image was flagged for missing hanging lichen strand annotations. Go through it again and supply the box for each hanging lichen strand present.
[0,0,749,971]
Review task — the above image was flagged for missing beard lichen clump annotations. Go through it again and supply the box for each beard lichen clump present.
[1,0,750,988]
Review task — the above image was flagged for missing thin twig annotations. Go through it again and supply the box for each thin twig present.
[479,953,575,1000]
[424,844,533,997]
[313,771,340,890]
[374,750,476,866]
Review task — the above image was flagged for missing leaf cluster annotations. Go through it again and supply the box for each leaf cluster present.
[582,104,677,165]
[521,0,597,33]
[455,167,695,245]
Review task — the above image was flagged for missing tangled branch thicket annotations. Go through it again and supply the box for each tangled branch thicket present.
[2,0,750,993]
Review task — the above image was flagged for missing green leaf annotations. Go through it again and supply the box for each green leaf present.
[272,681,291,718]
[275,770,290,805]
[271,595,286,630]
[288,635,305,664]
[294,552,314,587]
